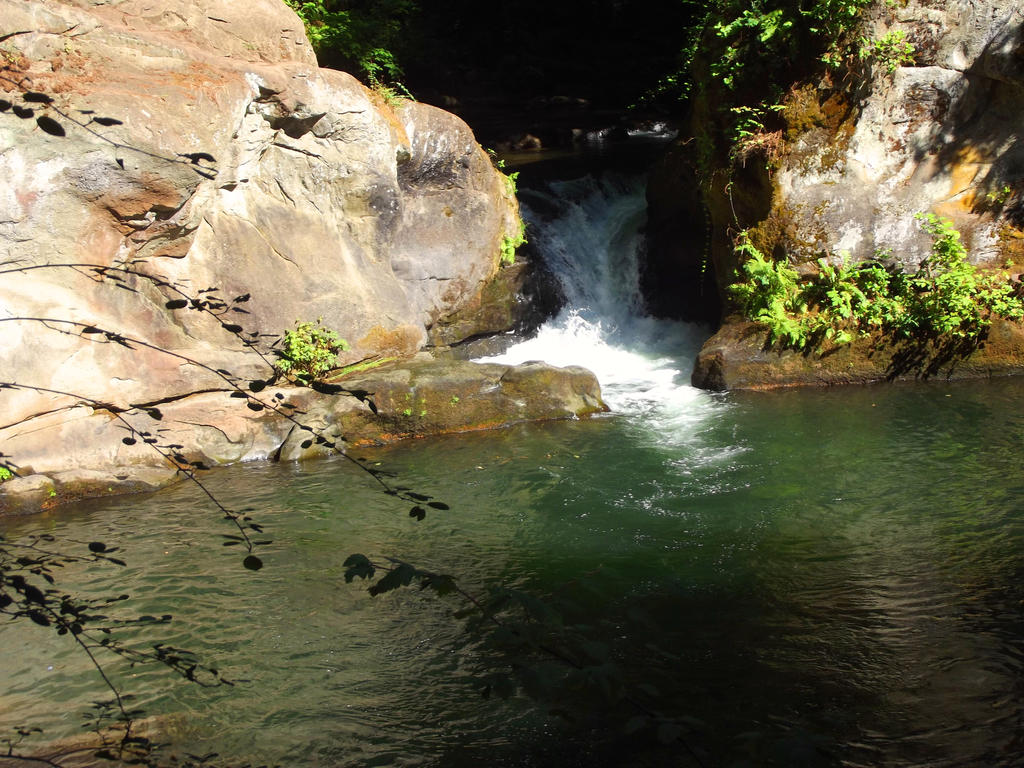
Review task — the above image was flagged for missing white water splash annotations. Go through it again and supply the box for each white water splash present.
[478,173,723,441]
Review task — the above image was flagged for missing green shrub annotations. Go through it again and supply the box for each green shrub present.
[0,466,12,483]
[729,215,1024,351]
[274,319,349,383]
[283,0,414,95]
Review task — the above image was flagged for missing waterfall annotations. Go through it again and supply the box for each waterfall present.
[478,173,720,439]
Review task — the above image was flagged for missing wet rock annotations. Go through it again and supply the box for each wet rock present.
[0,475,56,516]
[338,356,608,441]
[692,318,1024,390]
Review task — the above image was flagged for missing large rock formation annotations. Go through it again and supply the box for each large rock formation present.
[0,0,588,507]
[648,0,1024,388]
[771,0,1024,270]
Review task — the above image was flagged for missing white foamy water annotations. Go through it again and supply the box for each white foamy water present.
[478,173,722,440]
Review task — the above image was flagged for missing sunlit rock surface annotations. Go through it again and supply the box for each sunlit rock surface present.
[0,0,572,507]
[678,0,1024,388]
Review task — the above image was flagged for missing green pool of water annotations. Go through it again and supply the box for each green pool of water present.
[3,376,1023,766]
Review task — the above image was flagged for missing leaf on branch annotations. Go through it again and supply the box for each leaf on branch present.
[242,555,263,571]
[420,573,456,596]
[165,299,189,309]
[656,721,682,745]
[347,389,378,413]
[427,501,450,510]
[122,437,137,445]
[88,541,108,553]
[368,562,417,596]
[92,116,124,127]
[624,716,648,735]
[0,99,11,112]
[23,584,46,604]
[22,91,53,104]
[409,506,426,521]
[12,105,34,119]
[181,151,216,165]
[342,554,375,583]
[36,115,65,137]
[310,381,344,395]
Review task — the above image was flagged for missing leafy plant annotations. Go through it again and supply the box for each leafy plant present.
[858,29,915,73]
[985,184,1014,209]
[730,215,1024,351]
[274,318,349,383]
[283,0,415,95]
[501,217,527,266]
[0,465,13,482]
[502,169,520,199]
[728,231,809,347]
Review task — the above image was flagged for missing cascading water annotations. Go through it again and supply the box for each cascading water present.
[479,173,720,439]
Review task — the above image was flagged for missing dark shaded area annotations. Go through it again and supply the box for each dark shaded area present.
[403,0,700,112]
[643,143,722,324]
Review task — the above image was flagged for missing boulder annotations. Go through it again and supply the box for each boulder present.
[0,0,535,489]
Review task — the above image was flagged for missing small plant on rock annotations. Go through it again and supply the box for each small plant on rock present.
[274,318,349,384]
[858,30,915,74]
[501,218,527,266]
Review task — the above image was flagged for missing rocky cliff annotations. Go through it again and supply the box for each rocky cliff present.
[648,0,1024,388]
[0,0,600,510]
[771,0,1024,271]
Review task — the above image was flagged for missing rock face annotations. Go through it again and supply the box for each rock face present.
[652,0,1024,388]
[0,0,561,505]
[772,0,1024,269]
[0,0,522,420]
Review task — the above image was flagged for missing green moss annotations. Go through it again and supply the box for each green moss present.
[783,83,826,140]
[331,356,396,379]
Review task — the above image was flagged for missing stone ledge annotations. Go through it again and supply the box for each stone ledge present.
[692,317,1024,391]
[0,357,607,516]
